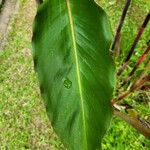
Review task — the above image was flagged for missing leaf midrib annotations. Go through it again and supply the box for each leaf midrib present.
[65,0,87,148]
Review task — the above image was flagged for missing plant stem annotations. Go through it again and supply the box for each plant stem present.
[114,110,150,139]
[117,11,150,76]
[111,0,131,52]
[114,33,122,58]
[113,60,150,103]
[114,75,150,103]
[121,44,150,87]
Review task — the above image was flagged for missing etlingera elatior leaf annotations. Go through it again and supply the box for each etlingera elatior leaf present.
[32,0,116,149]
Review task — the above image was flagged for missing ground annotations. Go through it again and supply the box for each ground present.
[0,0,149,149]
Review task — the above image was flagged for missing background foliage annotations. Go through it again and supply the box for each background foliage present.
[0,0,149,149]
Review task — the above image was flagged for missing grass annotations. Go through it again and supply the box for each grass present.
[0,0,149,149]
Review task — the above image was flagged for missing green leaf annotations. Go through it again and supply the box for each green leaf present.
[32,0,116,149]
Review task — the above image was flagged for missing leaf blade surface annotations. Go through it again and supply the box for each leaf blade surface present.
[32,0,116,149]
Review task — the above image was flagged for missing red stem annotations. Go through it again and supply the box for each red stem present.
[117,11,150,76]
